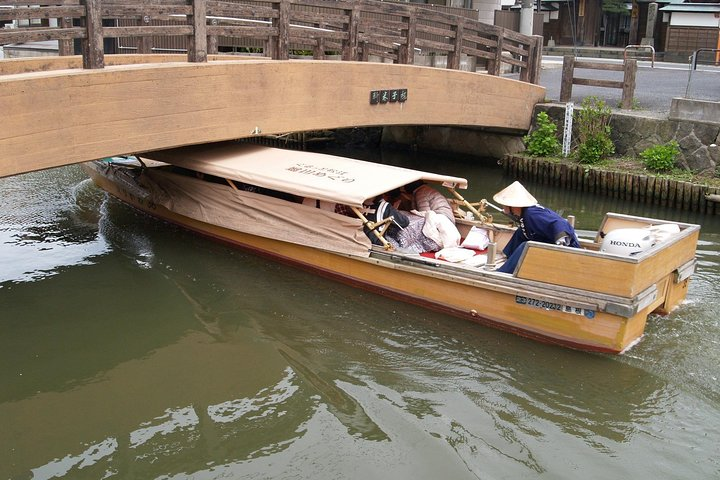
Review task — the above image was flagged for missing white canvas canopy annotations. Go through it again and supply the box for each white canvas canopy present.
[140,142,468,207]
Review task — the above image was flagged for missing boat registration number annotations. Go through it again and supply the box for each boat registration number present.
[515,295,596,319]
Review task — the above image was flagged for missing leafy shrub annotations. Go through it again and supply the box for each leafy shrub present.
[576,135,615,165]
[640,141,680,172]
[574,96,615,164]
[523,111,561,157]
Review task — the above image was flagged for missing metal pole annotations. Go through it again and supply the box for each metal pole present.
[563,102,574,157]
[686,50,697,98]
[485,242,497,270]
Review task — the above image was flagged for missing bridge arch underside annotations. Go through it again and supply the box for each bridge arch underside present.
[0,57,545,177]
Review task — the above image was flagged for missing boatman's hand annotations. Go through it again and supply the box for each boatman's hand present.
[555,235,571,246]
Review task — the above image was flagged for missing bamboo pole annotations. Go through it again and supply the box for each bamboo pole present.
[351,206,392,250]
[446,188,493,224]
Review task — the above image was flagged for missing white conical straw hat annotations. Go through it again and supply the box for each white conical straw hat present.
[493,181,537,208]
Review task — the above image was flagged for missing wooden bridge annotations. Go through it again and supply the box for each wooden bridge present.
[0,0,546,178]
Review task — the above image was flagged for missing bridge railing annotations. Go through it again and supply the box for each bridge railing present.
[0,0,542,83]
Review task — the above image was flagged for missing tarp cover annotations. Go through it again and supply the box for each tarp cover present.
[140,142,468,207]
[138,168,373,257]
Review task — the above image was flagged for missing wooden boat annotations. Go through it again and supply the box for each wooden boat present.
[82,142,700,354]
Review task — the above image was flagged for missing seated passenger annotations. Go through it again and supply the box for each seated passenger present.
[362,196,410,246]
[364,189,458,254]
[390,212,442,253]
[493,181,580,274]
[402,180,456,224]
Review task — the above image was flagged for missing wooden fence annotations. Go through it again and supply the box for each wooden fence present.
[0,0,542,83]
[501,155,720,215]
[559,55,637,109]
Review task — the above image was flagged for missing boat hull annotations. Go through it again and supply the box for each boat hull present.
[83,162,696,354]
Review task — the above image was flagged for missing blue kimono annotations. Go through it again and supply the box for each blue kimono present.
[498,205,580,274]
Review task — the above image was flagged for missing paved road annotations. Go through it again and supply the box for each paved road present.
[530,56,720,115]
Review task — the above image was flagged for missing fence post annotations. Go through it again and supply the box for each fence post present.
[559,55,575,102]
[188,0,207,63]
[137,14,153,55]
[58,16,74,56]
[138,36,153,54]
[342,4,360,61]
[208,19,218,56]
[447,21,463,70]
[398,11,417,65]
[523,35,543,84]
[359,41,369,62]
[314,36,326,60]
[621,59,637,109]
[487,31,503,76]
[275,0,289,60]
[82,0,104,69]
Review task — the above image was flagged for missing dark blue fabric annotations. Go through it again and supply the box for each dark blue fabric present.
[499,205,580,273]
[497,244,526,274]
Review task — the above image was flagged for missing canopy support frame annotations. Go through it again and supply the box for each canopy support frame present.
[351,206,394,250]
[446,187,493,224]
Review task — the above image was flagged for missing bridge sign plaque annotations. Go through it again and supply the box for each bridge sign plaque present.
[370,89,407,105]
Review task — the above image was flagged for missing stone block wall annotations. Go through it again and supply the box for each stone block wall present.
[535,103,720,175]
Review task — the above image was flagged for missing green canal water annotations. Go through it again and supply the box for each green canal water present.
[1,149,719,479]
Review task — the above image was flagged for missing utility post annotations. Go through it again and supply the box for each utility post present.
[629,0,639,45]
[520,0,534,36]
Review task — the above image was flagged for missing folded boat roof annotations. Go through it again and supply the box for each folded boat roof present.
[140,142,468,207]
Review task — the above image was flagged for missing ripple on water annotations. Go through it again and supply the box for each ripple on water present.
[0,167,110,284]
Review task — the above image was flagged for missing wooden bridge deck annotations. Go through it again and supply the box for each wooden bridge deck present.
[0,55,545,177]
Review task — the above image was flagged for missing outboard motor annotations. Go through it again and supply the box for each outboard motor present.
[600,228,654,256]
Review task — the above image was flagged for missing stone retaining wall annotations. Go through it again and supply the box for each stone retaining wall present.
[382,103,720,177]
[535,103,720,175]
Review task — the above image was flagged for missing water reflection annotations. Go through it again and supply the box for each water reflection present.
[30,437,119,480]
[145,240,673,472]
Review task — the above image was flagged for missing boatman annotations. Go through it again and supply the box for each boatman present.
[493,181,579,274]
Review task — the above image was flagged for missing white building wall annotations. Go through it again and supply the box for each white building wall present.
[669,12,720,28]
